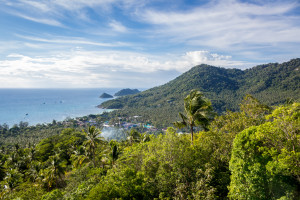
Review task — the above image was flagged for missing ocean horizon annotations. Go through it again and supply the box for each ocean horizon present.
[0,88,123,127]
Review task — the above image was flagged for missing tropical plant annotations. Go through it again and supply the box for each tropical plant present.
[126,129,141,145]
[109,140,119,166]
[3,168,23,190]
[70,146,88,169]
[240,94,272,118]
[40,154,67,191]
[82,126,104,167]
[174,89,214,144]
[228,103,300,200]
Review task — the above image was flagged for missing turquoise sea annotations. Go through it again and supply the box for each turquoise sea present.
[0,88,121,127]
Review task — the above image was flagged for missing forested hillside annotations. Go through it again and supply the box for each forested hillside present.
[100,58,300,127]
[0,95,299,199]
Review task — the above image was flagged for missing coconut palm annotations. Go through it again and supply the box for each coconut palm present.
[126,129,141,145]
[3,168,23,190]
[174,90,213,144]
[26,160,41,182]
[109,140,119,166]
[70,146,89,169]
[83,126,104,167]
[41,154,66,191]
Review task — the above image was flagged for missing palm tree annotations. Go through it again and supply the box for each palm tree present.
[41,154,66,191]
[83,126,104,167]
[109,140,119,166]
[0,155,6,182]
[174,90,213,145]
[141,132,150,143]
[26,160,41,182]
[3,168,23,190]
[70,146,88,169]
[126,129,141,145]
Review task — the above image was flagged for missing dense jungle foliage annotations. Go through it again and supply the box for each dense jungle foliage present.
[100,58,300,128]
[0,94,299,200]
[0,113,119,150]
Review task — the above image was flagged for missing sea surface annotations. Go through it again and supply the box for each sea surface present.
[0,88,121,127]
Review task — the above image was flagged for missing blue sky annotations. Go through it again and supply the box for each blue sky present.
[0,0,299,88]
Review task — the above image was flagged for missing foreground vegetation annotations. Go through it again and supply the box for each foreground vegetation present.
[0,93,299,199]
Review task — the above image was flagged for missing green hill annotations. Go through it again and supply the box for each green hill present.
[99,92,113,98]
[114,88,140,96]
[100,58,300,127]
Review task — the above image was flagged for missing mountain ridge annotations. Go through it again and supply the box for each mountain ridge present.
[100,58,300,127]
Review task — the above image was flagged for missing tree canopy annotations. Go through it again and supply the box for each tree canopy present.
[0,96,299,200]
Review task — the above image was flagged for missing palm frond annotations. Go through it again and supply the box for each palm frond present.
[179,112,188,122]
[173,121,187,129]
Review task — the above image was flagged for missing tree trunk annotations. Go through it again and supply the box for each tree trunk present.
[92,147,96,167]
[190,124,194,145]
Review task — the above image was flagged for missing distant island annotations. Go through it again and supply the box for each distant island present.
[99,93,113,98]
[114,88,140,96]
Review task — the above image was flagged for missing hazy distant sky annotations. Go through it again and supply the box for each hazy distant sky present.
[0,0,299,88]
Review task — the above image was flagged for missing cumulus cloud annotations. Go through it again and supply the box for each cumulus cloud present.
[183,51,231,66]
[0,49,247,88]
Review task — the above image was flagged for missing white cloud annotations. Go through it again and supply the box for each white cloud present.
[9,12,64,27]
[184,51,231,64]
[1,0,147,27]
[0,0,298,82]
[15,34,129,47]
[171,51,249,72]
[182,51,234,67]
[0,49,247,88]
[4,0,300,54]
[1,0,110,27]
[19,0,52,13]
[109,20,128,33]
[137,0,300,50]
[51,0,116,11]
[11,0,116,13]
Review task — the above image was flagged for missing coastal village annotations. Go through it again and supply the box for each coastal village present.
[62,114,159,134]
[60,87,162,135]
